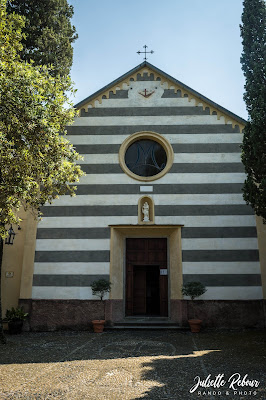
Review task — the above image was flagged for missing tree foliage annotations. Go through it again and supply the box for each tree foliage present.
[6,0,78,77]
[240,0,266,221]
[90,279,112,301]
[0,0,84,238]
[182,282,207,301]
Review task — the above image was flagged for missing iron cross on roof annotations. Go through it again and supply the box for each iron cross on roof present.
[137,45,154,61]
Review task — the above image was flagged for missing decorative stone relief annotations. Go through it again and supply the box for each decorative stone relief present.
[128,81,164,104]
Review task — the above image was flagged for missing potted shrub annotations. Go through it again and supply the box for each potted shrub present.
[182,281,207,332]
[4,307,28,334]
[90,278,111,333]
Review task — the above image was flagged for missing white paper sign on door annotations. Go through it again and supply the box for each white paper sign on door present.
[160,269,168,275]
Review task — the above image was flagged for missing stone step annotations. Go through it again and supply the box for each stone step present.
[113,317,177,326]
[106,325,188,330]
[106,318,189,330]
[114,321,178,326]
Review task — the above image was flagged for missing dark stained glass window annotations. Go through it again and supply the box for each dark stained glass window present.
[125,139,167,177]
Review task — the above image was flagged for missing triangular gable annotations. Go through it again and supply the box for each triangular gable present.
[75,61,246,131]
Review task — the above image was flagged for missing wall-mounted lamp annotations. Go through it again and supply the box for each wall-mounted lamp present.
[5,225,16,245]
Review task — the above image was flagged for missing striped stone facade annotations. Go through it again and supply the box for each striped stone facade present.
[30,62,264,329]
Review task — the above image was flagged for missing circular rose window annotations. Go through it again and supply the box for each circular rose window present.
[125,139,167,177]
[119,131,174,182]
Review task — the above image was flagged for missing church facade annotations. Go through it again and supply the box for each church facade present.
[3,61,266,330]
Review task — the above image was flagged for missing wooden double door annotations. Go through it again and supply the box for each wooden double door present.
[126,238,168,317]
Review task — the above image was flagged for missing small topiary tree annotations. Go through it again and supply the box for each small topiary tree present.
[182,281,206,301]
[182,281,206,320]
[91,279,111,301]
[90,279,111,320]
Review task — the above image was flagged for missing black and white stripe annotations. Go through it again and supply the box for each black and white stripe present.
[33,75,261,301]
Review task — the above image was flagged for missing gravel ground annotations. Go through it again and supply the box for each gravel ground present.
[0,329,265,400]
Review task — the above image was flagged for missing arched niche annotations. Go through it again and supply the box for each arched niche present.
[138,196,155,225]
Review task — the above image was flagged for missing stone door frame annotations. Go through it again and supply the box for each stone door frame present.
[109,225,183,322]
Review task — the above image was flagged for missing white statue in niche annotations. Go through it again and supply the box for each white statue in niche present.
[142,201,150,222]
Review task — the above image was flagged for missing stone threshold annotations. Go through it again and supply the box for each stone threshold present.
[106,325,188,330]
[107,316,189,330]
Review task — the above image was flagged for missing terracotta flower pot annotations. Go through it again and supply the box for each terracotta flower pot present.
[92,320,105,333]
[188,319,202,333]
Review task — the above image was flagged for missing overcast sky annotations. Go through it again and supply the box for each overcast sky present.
[69,0,247,119]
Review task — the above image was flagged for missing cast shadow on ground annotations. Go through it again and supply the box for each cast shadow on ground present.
[132,330,265,400]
